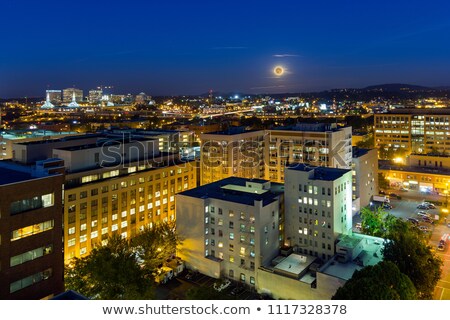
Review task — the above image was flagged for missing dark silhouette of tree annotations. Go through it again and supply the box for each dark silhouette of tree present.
[332,261,416,300]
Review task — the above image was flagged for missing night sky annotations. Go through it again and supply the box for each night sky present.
[1,0,450,97]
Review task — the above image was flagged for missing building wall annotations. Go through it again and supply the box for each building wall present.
[53,140,158,172]
[265,127,352,183]
[352,149,378,209]
[63,161,197,263]
[200,131,265,185]
[284,168,352,262]
[0,174,64,299]
[176,182,282,287]
[63,88,83,103]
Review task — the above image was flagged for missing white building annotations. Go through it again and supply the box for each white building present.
[284,164,353,262]
[176,177,284,286]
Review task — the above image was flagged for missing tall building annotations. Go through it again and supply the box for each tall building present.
[176,177,284,285]
[374,108,450,155]
[63,88,83,104]
[351,147,378,210]
[46,90,62,105]
[265,123,352,183]
[12,133,197,263]
[0,163,64,299]
[284,164,353,262]
[200,127,265,185]
[88,89,103,104]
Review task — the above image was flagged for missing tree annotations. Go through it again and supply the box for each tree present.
[332,261,416,300]
[356,134,374,149]
[132,222,181,272]
[359,206,393,237]
[382,219,442,299]
[378,173,389,190]
[65,235,154,299]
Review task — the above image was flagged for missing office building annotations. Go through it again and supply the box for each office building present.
[0,130,80,161]
[63,88,83,104]
[265,123,352,183]
[284,164,353,262]
[200,127,265,185]
[176,177,284,285]
[12,133,197,263]
[88,89,103,104]
[351,147,378,211]
[374,108,450,155]
[0,162,64,299]
[46,90,62,105]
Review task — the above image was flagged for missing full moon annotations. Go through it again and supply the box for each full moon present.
[273,66,284,76]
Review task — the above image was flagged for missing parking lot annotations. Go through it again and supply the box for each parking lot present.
[155,270,260,300]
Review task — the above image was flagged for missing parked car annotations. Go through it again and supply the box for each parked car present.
[379,190,386,195]
[213,279,231,292]
[400,187,409,192]
[421,216,435,224]
[407,217,420,225]
[418,226,431,232]
[417,204,429,210]
[417,211,431,218]
[423,202,436,209]
[383,203,393,210]
[389,193,402,200]
[230,286,246,296]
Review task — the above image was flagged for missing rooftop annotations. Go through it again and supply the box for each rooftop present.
[385,108,450,115]
[379,160,450,176]
[178,177,284,206]
[287,163,351,181]
[272,123,346,132]
[0,167,33,185]
[273,254,317,279]
[54,136,152,151]
[352,147,373,158]
[203,126,263,135]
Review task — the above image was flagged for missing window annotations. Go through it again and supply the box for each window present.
[10,244,53,267]
[10,193,54,215]
[68,227,75,235]
[10,268,53,293]
[240,273,246,282]
[11,220,54,241]
[229,232,234,240]
[250,276,255,285]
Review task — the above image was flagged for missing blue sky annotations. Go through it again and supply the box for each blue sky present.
[1,0,450,97]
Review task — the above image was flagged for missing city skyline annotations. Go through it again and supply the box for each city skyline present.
[2,0,450,97]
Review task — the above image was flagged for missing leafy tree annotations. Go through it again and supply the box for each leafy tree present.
[356,134,374,149]
[332,261,416,300]
[378,173,389,190]
[382,219,442,299]
[132,222,181,272]
[359,206,393,237]
[65,235,154,299]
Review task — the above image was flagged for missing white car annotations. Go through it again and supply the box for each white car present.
[213,279,231,292]
[418,226,431,232]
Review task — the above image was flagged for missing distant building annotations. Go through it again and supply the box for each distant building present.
[88,89,103,104]
[0,162,64,299]
[63,88,83,104]
[284,164,353,262]
[374,108,450,155]
[176,177,284,284]
[200,127,265,185]
[46,90,62,105]
[135,92,149,104]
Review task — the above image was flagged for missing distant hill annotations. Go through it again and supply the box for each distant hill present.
[363,83,430,92]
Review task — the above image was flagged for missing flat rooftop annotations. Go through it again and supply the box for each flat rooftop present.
[385,108,450,115]
[287,163,351,181]
[203,126,263,135]
[54,136,153,151]
[379,160,450,176]
[179,177,284,206]
[352,147,372,158]
[0,167,33,185]
[15,133,101,145]
[272,123,347,132]
[273,254,316,278]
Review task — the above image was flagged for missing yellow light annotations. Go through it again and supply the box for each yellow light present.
[442,208,448,213]
[393,157,404,164]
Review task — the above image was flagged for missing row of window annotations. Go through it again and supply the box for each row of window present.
[10,245,53,267]
[11,220,54,241]
[9,268,52,293]
[10,193,54,215]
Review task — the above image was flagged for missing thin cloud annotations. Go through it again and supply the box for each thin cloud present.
[212,46,248,50]
[273,54,299,58]
[250,85,286,90]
